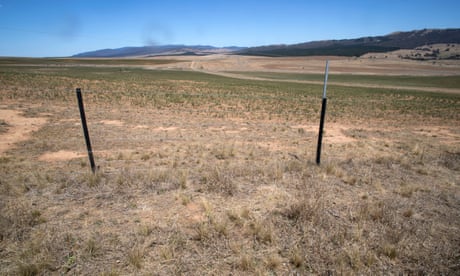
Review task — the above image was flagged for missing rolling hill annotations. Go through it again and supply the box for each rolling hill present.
[238,29,460,57]
[73,45,245,58]
[73,28,460,58]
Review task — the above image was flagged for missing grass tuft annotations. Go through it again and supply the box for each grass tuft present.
[127,246,144,269]
[200,166,237,196]
[84,238,100,258]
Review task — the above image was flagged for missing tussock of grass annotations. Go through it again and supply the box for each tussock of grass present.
[0,119,10,133]
[237,253,255,271]
[127,246,144,269]
[440,151,460,170]
[247,219,274,244]
[199,165,238,196]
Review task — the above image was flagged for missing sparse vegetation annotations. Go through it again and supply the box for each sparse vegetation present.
[0,119,9,133]
[127,246,144,269]
[230,71,460,89]
[0,57,459,274]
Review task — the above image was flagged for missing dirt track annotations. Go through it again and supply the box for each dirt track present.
[148,54,460,94]
[152,54,460,76]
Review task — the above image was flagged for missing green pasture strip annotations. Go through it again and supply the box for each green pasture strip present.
[229,71,460,89]
[1,66,459,121]
[0,57,180,66]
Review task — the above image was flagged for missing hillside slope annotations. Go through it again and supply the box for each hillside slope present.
[73,45,244,58]
[238,29,460,57]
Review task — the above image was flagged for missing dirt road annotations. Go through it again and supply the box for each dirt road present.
[151,54,460,94]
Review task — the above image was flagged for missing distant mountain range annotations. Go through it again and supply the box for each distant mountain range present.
[239,29,460,57]
[73,45,245,58]
[73,28,460,58]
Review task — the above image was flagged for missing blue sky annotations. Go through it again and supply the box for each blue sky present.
[0,0,459,57]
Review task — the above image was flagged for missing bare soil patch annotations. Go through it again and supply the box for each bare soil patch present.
[38,150,85,162]
[291,123,357,144]
[152,126,179,132]
[0,109,47,155]
[99,120,124,126]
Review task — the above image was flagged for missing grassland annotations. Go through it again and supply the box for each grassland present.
[0,58,459,275]
[228,71,460,89]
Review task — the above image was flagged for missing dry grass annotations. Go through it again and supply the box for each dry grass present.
[0,59,459,274]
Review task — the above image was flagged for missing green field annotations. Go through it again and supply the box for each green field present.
[229,71,460,89]
[1,64,459,122]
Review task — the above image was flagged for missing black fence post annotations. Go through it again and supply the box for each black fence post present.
[316,61,329,165]
[76,88,96,173]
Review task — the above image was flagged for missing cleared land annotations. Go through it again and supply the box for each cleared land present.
[0,56,459,275]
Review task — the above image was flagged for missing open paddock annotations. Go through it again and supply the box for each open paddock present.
[0,57,459,274]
